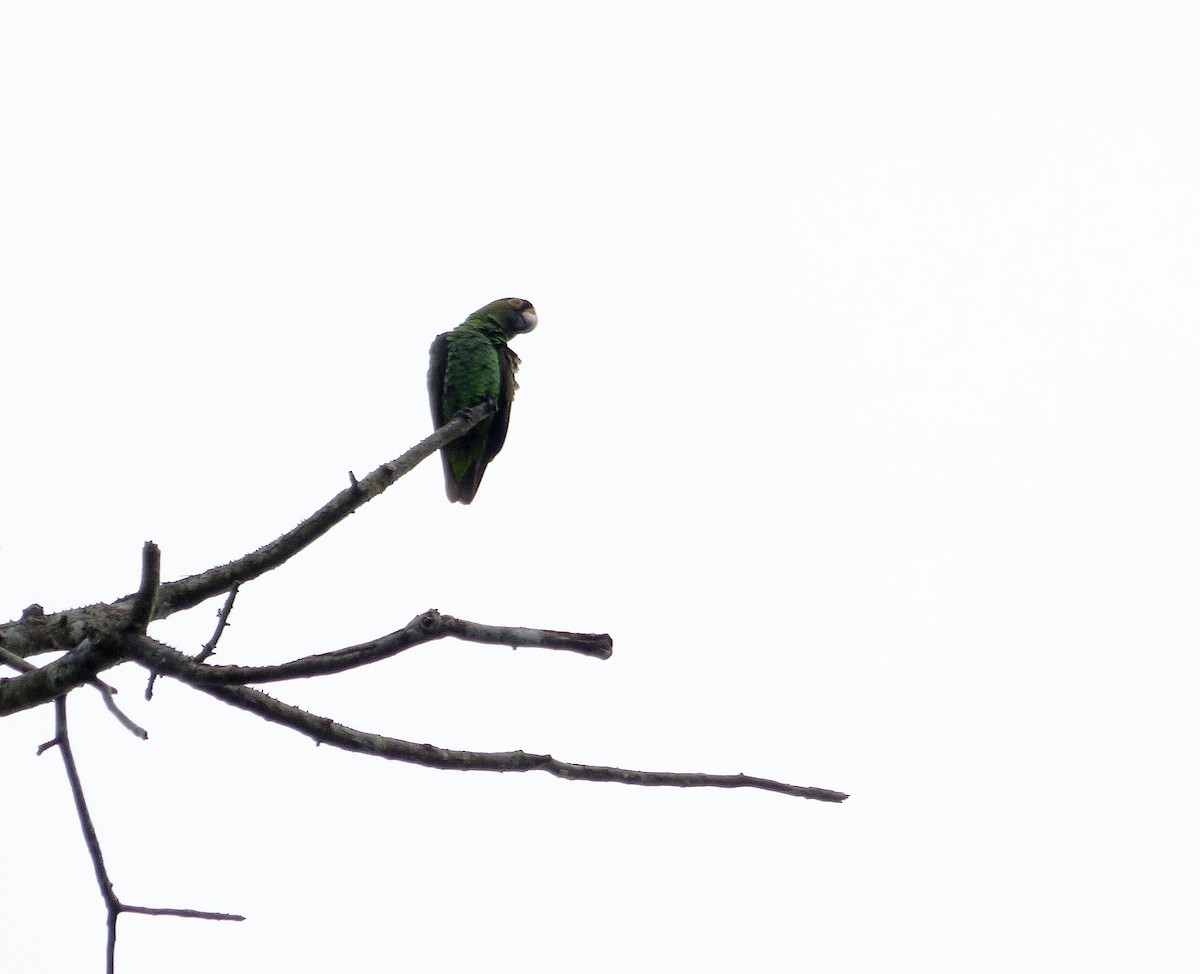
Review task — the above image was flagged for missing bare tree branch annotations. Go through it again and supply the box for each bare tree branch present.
[190,679,849,803]
[0,598,135,661]
[0,407,493,661]
[128,610,612,687]
[45,696,243,974]
[5,405,848,974]
[145,404,495,619]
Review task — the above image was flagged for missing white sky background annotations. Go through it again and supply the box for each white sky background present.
[2,2,1197,971]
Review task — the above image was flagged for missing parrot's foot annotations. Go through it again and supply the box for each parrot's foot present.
[453,396,496,421]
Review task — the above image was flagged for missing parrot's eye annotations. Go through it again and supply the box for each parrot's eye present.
[507,298,524,309]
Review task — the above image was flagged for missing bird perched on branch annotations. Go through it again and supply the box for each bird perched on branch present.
[428,297,538,503]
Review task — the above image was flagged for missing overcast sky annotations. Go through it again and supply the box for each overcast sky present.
[2,3,1198,972]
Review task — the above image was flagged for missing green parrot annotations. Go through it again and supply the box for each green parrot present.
[428,297,538,503]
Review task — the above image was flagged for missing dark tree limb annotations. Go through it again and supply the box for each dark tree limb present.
[44,697,243,974]
[0,406,494,661]
[128,610,612,687]
[189,679,848,803]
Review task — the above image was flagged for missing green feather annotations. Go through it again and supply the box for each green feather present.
[428,298,537,503]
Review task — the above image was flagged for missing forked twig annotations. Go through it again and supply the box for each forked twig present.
[44,696,243,974]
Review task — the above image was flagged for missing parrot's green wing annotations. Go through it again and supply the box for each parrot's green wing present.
[427,331,466,502]
[481,345,519,467]
[446,344,519,503]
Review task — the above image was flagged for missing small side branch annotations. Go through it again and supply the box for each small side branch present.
[93,682,150,740]
[196,680,848,803]
[147,583,241,700]
[196,583,240,664]
[45,697,243,974]
[125,542,161,634]
[50,697,118,915]
[0,645,38,673]
[121,905,246,922]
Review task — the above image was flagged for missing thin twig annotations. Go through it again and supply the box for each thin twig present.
[195,583,240,664]
[195,680,849,803]
[0,645,38,672]
[121,905,245,921]
[94,682,149,739]
[51,697,121,971]
[147,582,241,700]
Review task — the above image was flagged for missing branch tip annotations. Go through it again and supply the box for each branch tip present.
[126,542,161,633]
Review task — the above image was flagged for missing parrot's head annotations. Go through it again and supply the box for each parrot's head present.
[473,297,538,338]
